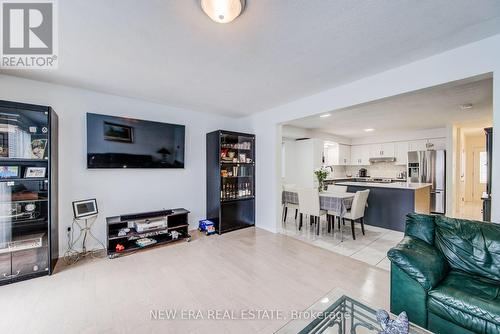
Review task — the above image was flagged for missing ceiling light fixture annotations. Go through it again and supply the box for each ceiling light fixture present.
[201,0,246,24]
[460,103,473,110]
[319,114,331,118]
[364,128,375,132]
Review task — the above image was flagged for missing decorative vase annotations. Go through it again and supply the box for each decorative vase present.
[318,180,324,192]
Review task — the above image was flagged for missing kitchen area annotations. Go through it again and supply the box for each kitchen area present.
[284,136,446,232]
[279,75,493,268]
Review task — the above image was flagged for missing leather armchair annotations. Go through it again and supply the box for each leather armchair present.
[388,213,500,334]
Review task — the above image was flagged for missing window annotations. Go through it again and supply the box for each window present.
[479,151,487,184]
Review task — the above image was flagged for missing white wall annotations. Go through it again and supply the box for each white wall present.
[0,75,246,254]
[246,34,500,233]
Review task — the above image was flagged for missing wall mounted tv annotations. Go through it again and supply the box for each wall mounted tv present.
[86,113,185,169]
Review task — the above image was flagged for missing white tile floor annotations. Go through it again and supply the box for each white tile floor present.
[280,214,404,270]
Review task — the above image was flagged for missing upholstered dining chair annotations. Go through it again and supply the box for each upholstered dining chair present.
[297,188,327,235]
[282,184,299,227]
[326,185,348,193]
[342,189,370,240]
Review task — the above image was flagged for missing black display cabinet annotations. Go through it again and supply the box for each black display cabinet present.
[0,100,58,285]
[483,127,492,222]
[207,130,255,234]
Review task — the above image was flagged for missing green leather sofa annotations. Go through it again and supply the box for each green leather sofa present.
[387,213,500,334]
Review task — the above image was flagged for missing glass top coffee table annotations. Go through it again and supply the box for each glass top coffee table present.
[275,289,432,334]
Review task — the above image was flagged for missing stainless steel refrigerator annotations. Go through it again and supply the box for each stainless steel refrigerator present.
[408,150,446,214]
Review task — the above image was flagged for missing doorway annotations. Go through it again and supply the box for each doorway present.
[456,129,487,220]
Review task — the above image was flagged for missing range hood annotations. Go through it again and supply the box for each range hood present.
[369,157,396,163]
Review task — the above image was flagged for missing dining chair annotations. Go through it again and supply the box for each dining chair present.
[297,188,327,235]
[282,184,299,227]
[326,185,348,193]
[342,189,370,240]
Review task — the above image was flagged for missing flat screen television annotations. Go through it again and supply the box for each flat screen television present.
[86,113,185,169]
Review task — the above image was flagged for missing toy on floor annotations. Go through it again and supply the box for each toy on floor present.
[198,219,216,235]
[376,310,409,334]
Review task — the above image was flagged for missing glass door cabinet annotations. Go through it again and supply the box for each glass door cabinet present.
[207,130,255,233]
[0,100,58,285]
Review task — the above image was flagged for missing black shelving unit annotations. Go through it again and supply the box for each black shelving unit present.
[0,100,59,285]
[106,208,191,258]
[483,127,492,222]
[206,130,255,234]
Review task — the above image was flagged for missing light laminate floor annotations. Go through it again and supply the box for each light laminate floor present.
[0,228,390,334]
[281,216,404,271]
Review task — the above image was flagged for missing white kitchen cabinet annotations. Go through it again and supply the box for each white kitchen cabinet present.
[324,143,350,166]
[408,138,446,151]
[323,146,337,165]
[408,140,428,151]
[427,138,446,150]
[350,145,370,165]
[338,144,351,166]
[395,141,409,165]
[369,143,395,158]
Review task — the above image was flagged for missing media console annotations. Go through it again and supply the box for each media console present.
[106,208,190,258]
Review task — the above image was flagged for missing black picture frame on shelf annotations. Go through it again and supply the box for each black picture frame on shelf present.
[0,132,8,157]
[31,139,48,159]
[0,165,20,179]
[25,166,47,178]
[72,198,98,219]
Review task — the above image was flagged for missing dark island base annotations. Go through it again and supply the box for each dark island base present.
[345,185,420,232]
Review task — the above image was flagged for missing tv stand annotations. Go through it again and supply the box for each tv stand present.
[106,208,190,258]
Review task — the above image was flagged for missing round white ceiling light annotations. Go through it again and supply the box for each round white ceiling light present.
[201,0,246,24]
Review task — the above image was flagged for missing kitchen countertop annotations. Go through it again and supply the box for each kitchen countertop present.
[335,181,433,190]
[326,177,407,182]
[325,177,357,181]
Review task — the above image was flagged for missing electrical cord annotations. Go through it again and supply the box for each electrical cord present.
[64,215,106,265]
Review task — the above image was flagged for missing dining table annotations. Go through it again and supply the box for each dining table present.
[282,190,355,240]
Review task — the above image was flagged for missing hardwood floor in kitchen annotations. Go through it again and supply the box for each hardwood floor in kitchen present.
[0,227,390,334]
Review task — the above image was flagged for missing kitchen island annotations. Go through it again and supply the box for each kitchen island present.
[335,181,432,232]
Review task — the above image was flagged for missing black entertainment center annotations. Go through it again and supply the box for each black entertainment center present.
[206,130,255,234]
[106,208,191,258]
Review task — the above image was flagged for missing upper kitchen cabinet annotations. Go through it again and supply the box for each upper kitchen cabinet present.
[408,138,446,151]
[324,142,350,166]
[369,142,395,158]
[395,141,409,165]
[408,139,427,151]
[350,145,370,165]
[323,143,336,165]
[427,138,446,150]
